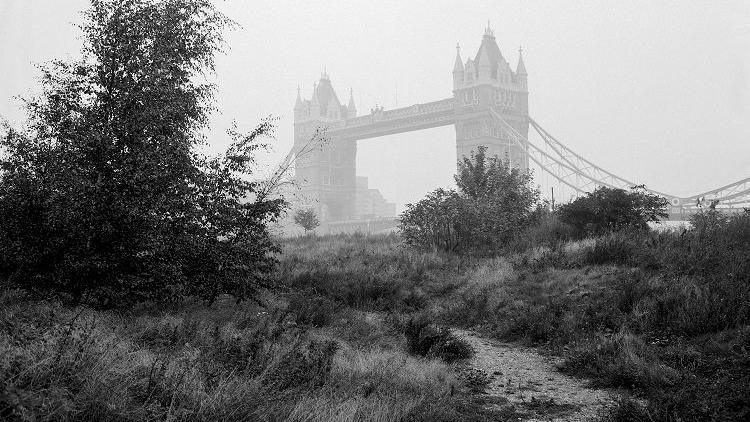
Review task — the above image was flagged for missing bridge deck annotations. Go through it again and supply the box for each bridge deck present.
[329,98,456,141]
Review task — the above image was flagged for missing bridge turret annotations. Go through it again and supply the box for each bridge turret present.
[515,47,527,89]
[309,82,321,118]
[453,44,464,90]
[294,86,304,120]
[347,88,357,118]
[515,47,529,116]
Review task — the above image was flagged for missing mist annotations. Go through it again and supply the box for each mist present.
[2,0,749,212]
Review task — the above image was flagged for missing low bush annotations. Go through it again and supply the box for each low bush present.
[509,212,574,252]
[262,339,339,391]
[607,396,652,422]
[557,186,668,238]
[403,316,474,364]
[580,232,639,266]
[288,291,341,327]
[560,333,678,391]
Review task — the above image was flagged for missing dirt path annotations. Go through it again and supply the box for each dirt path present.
[453,329,616,421]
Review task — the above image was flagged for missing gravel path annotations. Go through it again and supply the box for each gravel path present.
[453,329,616,421]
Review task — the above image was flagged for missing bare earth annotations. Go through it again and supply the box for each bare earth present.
[453,329,616,421]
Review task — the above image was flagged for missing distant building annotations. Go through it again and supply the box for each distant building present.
[355,177,396,220]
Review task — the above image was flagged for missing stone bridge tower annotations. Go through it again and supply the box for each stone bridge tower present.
[293,26,529,223]
[293,72,358,221]
[452,25,529,168]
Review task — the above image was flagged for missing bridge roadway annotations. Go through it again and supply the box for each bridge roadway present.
[324,98,456,141]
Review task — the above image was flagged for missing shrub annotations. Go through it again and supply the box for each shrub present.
[400,146,541,254]
[293,208,320,233]
[403,316,474,363]
[285,269,404,311]
[557,186,668,239]
[262,339,339,391]
[288,291,340,327]
[560,333,678,391]
[580,232,638,266]
[510,212,574,251]
[399,188,466,252]
[659,210,750,278]
[607,396,651,422]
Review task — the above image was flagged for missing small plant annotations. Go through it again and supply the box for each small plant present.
[580,233,637,266]
[403,316,474,364]
[294,208,320,234]
[288,291,340,327]
[262,339,338,391]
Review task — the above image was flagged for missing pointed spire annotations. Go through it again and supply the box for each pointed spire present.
[484,20,494,37]
[516,46,527,76]
[295,86,303,109]
[453,43,464,73]
[347,88,356,112]
[311,84,320,105]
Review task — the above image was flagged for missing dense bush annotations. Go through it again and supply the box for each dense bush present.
[288,291,341,327]
[262,339,339,391]
[293,208,320,234]
[558,186,668,238]
[656,210,750,278]
[509,211,574,251]
[0,0,283,306]
[403,316,474,364]
[579,231,640,266]
[400,146,541,254]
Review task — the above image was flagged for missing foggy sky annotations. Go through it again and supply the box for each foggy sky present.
[2,0,749,208]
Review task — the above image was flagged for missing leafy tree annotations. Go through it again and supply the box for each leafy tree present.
[400,146,540,253]
[399,189,465,252]
[294,208,320,233]
[0,0,283,305]
[557,185,668,238]
[454,146,541,252]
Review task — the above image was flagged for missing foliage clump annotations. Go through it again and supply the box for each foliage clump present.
[0,0,283,306]
[557,185,668,238]
[293,208,320,233]
[403,316,474,364]
[399,146,541,254]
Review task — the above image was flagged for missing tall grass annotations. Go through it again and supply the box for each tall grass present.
[0,288,486,421]
[5,212,749,421]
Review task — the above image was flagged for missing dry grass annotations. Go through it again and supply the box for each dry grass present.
[286,348,458,422]
[5,220,750,421]
[0,280,484,421]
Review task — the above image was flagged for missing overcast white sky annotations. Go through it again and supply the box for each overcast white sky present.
[2,0,749,208]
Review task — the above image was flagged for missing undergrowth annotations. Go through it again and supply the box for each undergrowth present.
[4,211,749,421]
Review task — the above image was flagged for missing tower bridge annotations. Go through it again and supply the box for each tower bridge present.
[287,25,750,225]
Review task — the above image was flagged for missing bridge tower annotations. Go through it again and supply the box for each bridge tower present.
[293,26,531,224]
[452,25,529,168]
[293,72,358,221]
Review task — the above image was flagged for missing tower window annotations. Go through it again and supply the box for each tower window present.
[495,90,516,107]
